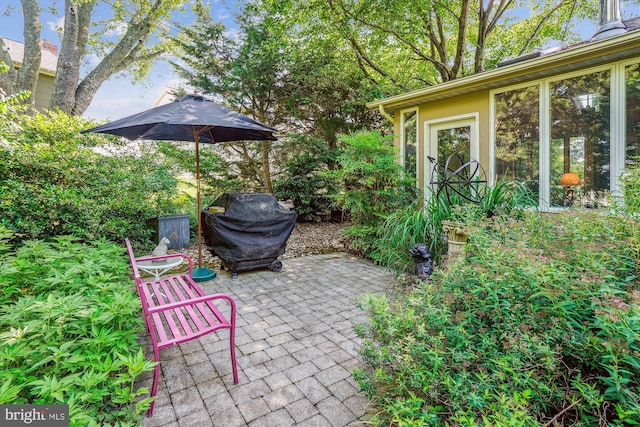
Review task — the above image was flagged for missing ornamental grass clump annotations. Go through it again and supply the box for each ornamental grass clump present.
[375,178,535,273]
[0,233,154,425]
[355,210,640,426]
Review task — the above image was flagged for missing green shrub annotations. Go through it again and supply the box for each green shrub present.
[374,196,448,272]
[326,130,417,256]
[0,89,29,139]
[618,158,640,217]
[0,233,154,425]
[0,111,183,244]
[273,134,340,222]
[356,210,640,425]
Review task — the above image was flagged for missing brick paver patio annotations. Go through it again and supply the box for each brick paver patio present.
[139,252,394,427]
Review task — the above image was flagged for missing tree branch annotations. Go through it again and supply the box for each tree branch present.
[519,0,572,55]
[544,398,583,426]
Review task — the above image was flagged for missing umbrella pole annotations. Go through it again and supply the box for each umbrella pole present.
[196,133,203,269]
[191,128,215,282]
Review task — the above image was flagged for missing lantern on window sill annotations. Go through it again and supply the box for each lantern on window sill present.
[560,172,581,207]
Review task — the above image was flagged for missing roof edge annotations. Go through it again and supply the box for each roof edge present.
[367,28,640,111]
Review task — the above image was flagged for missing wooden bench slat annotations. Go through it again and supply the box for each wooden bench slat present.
[172,275,224,328]
[166,277,206,331]
[158,278,197,338]
[151,281,189,340]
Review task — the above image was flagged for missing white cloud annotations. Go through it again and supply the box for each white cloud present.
[46,17,65,34]
[84,53,102,67]
[105,22,128,38]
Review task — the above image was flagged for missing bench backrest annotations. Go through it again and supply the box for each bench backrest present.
[125,238,198,314]
[125,238,144,284]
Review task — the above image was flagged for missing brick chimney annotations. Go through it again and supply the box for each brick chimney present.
[41,39,58,56]
[592,0,627,41]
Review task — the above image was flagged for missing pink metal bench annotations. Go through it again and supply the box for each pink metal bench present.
[125,239,239,416]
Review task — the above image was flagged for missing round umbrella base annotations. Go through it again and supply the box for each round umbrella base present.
[192,267,216,282]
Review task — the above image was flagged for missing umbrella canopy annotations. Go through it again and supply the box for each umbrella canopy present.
[82,94,277,276]
[83,93,277,143]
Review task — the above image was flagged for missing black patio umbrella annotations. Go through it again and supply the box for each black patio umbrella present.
[82,94,277,280]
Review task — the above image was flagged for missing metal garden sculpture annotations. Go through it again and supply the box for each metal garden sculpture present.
[428,152,487,205]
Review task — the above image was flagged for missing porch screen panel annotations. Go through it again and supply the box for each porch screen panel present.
[494,86,540,199]
[402,110,418,180]
[626,63,640,166]
[550,70,611,207]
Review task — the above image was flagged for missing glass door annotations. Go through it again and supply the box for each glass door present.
[425,115,479,199]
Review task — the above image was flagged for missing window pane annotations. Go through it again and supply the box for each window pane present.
[437,126,470,165]
[626,63,640,166]
[402,110,417,179]
[550,70,611,207]
[494,86,540,199]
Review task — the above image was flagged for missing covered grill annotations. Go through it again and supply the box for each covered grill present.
[201,192,297,278]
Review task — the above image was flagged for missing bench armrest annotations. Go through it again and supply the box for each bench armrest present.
[147,293,236,316]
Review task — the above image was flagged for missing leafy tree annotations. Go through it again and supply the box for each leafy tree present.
[153,140,244,205]
[0,0,189,115]
[265,0,598,96]
[170,1,379,192]
[273,134,341,222]
[170,7,285,193]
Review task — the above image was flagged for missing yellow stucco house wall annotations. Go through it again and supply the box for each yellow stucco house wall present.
[368,21,640,210]
[1,37,58,112]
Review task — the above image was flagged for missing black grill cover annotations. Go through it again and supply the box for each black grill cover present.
[201,193,297,262]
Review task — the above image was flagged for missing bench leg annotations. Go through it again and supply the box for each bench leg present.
[148,346,161,417]
[230,328,239,384]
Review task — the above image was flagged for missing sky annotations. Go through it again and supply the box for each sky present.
[0,0,240,121]
[2,1,640,121]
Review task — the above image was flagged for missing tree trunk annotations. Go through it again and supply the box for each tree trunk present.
[48,0,173,116]
[475,0,514,74]
[260,140,273,194]
[0,41,17,95]
[50,0,88,114]
[71,27,158,114]
[16,0,42,108]
[451,0,471,79]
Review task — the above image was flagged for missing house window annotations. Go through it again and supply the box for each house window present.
[437,126,471,163]
[550,70,611,207]
[626,63,640,166]
[494,85,540,200]
[401,109,418,181]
